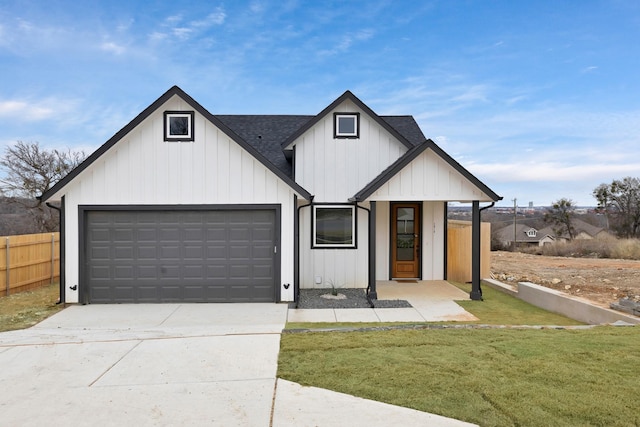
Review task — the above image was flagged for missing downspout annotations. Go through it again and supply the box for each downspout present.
[295,196,314,308]
[353,202,375,308]
[45,201,64,305]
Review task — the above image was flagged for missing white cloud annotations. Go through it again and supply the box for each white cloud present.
[154,7,226,43]
[468,161,640,183]
[166,14,183,24]
[319,29,375,56]
[192,9,226,27]
[100,41,126,55]
[0,100,54,121]
[0,97,79,122]
[172,27,193,40]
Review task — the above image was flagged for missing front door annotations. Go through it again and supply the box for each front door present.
[391,203,421,279]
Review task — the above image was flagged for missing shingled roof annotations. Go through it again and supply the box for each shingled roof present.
[216,114,426,179]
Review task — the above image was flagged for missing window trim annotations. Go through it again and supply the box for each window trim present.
[334,112,360,139]
[312,204,357,249]
[164,111,194,142]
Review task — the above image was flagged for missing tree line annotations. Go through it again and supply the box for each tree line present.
[545,177,640,239]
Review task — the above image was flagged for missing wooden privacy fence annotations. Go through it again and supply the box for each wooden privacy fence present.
[447,220,491,283]
[1,232,60,296]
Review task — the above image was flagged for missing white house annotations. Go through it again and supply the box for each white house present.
[41,86,501,304]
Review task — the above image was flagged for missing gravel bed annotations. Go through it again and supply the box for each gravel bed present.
[291,288,412,309]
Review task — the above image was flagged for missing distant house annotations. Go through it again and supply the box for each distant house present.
[495,219,611,248]
[40,86,501,304]
[553,218,611,242]
[495,224,556,248]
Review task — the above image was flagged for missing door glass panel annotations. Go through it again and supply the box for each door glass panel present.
[396,207,414,261]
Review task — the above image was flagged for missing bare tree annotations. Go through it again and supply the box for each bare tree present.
[544,198,576,240]
[593,177,640,238]
[0,141,85,233]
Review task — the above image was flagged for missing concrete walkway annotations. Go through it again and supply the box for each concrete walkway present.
[0,299,477,426]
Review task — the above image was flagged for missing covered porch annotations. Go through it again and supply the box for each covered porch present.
[287,280,478,323]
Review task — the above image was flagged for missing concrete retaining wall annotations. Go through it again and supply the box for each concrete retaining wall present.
[483,279,640,325]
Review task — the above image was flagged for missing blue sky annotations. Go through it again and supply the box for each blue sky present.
[1,0,639,206]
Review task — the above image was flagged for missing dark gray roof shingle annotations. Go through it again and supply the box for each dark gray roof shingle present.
[215,114,426,178]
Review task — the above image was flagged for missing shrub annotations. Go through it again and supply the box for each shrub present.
[611,238,640,259]
[529,237,640,260]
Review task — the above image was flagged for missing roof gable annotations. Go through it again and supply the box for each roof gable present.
[352,139,502,202]
[281,90,416,151]
[40,86,312,202]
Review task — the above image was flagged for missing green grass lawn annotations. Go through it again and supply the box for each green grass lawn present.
[280,282,638,425]
[278,326,640,426]
[452,281,585,325]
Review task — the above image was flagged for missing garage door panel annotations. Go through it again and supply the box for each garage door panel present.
[114,246,134,259]
[138,246,157,259]
[90,247,110,260]
[138,266,158,279]
[138,229,157,241]
[160,246,181,259]
[114,266,134,279]
[85,209,276,303]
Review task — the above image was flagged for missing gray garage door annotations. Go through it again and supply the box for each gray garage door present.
[84,209,277,303]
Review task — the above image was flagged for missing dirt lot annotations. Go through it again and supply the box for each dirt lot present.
[490,251,640,308]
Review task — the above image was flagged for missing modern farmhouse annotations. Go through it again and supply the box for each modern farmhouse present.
[41,86,501,304]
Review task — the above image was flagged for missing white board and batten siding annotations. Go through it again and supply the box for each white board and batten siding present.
[55,95,299,302]
[368,149,495,202]
[293,99,410,288]
[298,205,370,289]
[293,99,409,201]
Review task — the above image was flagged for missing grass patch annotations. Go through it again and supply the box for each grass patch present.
[278,326,640,426]
[0,284,64,332]
[452,281,584,325]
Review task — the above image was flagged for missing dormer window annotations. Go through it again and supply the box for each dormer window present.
[527,229,537,237]
[334,113,359,138]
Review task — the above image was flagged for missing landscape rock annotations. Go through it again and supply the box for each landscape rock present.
[610,297,640,316]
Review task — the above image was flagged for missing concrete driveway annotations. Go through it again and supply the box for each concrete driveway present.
[0,304,476,427]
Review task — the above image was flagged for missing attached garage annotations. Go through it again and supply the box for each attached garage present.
[80,206,280,304]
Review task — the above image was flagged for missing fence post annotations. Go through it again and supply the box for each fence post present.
[51,233,55,285]
[5,237,9,296]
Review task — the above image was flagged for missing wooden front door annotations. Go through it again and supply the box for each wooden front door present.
[391,203,421,279]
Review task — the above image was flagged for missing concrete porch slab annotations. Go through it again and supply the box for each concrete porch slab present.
[377,280,471,302]
[286,281,478,323]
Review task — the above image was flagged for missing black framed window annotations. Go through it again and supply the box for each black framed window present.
[313,205,356,248]
[164,111,194,141]
[334,113,359,138]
